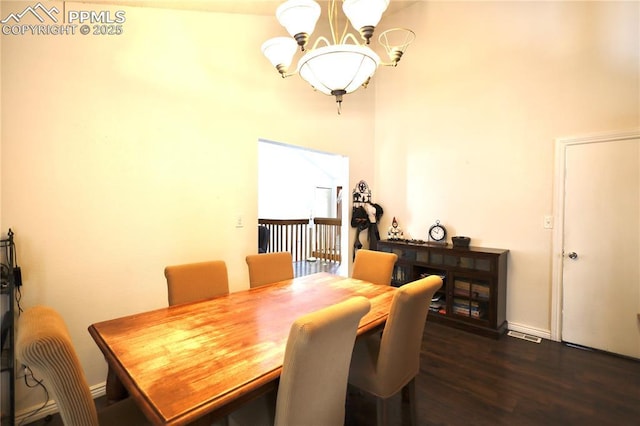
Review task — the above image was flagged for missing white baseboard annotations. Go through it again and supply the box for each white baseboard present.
[507,322,552,341]
[15,382,106,425]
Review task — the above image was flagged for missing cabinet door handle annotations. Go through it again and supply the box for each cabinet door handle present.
[567,252,578,260]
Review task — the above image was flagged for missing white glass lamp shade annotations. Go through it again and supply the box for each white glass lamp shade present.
[343,0,390,31]
[297,44,380,95]
[276,0,321,39]
[261,37,298,72]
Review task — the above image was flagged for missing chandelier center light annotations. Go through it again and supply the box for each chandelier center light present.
[261,0,415,114]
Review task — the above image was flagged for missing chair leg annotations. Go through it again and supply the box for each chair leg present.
[376,396,391,426]
[353,386,408,426]
[400,378,417,426]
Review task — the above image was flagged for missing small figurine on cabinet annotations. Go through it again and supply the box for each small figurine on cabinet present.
[387,217,404,240]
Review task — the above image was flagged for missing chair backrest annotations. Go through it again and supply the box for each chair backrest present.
[258,225,270,253]
[16,306,100,426]
[275,296,371,426]
[352,249,399,286]
[377,275,442,394]
[245,251,294,288]
[164,260,229,306]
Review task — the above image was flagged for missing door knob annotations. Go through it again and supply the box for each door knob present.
[567,252,578,260]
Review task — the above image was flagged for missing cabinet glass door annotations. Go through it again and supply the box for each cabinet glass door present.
[453,277,490,321]
[391,264,411,286]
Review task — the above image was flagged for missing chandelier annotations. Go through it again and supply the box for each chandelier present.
[261,0,415,114]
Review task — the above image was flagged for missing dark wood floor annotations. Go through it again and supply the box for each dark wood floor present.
[25,313,640,426]
[347,321,640,426]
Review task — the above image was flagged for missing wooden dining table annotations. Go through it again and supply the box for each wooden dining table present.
[88,272,397,426]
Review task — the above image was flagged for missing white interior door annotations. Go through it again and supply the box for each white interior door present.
[561,135,639,359]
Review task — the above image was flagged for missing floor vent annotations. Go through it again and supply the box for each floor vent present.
[507,330,542,344]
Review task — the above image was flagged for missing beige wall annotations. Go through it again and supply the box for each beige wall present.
[1,1,375,412]
[374,1,639,332]
[1,0,638,417]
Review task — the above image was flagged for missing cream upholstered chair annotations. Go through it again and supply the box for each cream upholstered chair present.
[245,251,294,288]
[164,260,229,305]
[348,275,443,426]
[16,305,150,426]
[228,296,371,426]
[352,249,399,286]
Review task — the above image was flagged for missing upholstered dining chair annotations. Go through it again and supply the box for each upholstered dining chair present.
[245,251,294,288]
[16,305,151,426]
[228,296,371,426]
[348,275,443,426]
[352,249,399,286]
[258,225,270,253]
[164,260,229,306]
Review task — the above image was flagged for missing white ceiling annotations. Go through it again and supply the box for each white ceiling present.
[78,0,418,16]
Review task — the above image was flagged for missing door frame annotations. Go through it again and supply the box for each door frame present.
[550,129,640,341]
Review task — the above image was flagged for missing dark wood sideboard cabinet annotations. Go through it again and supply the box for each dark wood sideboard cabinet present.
[376,239,508,338]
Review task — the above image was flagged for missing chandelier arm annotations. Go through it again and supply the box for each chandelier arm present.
[338,15,350,44]
[342,33,360,45]
[336,0,350,45]
[328,0,338,44]
[311,36,332,50]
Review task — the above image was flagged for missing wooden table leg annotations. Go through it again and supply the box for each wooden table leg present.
[106,366,129,404]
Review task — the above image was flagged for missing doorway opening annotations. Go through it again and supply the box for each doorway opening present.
[258,139,349,276]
